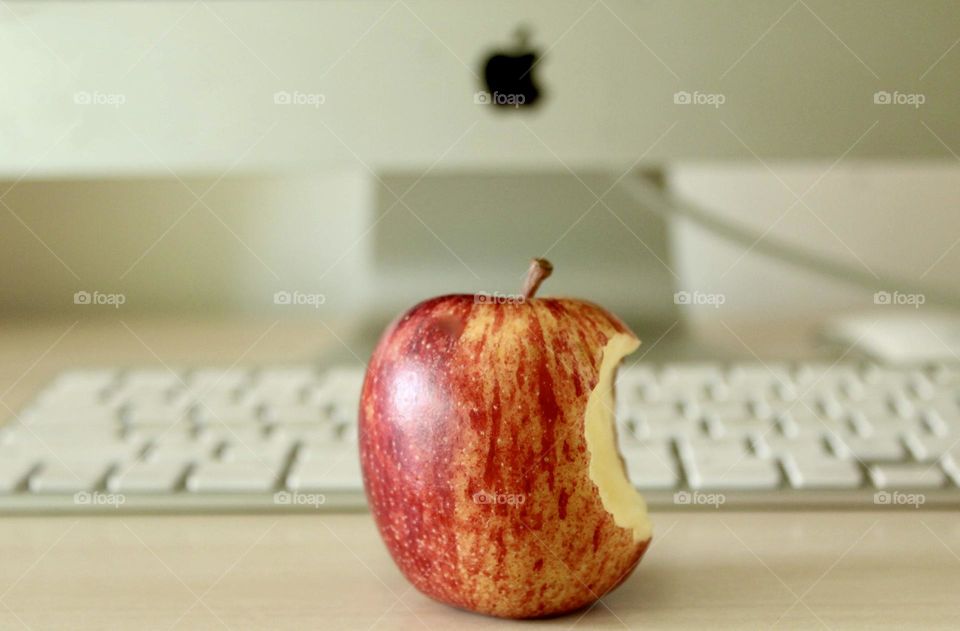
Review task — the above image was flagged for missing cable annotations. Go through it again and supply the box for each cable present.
[617,174,960,311]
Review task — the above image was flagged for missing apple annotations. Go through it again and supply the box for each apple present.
[359,259,651,619]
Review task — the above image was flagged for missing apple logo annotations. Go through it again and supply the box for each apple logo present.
[479,27,542,109]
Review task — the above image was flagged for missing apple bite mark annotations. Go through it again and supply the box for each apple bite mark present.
[583,333,652,543]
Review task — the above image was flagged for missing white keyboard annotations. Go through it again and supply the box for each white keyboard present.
[2,362,959,512]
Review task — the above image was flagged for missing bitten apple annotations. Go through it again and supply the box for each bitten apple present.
[359,259,650,619]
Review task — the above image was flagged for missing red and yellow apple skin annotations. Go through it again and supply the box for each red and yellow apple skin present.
[359,294,650,618]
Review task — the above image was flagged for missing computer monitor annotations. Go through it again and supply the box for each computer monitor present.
[5,1,958,172]
[2,1,958,330]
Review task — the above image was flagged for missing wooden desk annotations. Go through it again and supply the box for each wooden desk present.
[1,318,957,629]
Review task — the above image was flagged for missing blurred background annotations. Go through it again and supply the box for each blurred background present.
[2,0,959,354]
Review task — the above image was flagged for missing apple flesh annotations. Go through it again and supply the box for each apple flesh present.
[359,261,650,618]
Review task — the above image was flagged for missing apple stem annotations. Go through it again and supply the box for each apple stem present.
[521,258,553,300]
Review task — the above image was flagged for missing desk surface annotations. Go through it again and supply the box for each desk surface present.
[0,317,958,630]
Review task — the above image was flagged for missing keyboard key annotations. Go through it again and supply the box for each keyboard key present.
[0,457,37,493]
[778,407,845,436]
[693,400,757,420]
[146,438,217,463]
[194,404,262,425]
[29,462,112,493]
[616,366,656,388]
[336,422,358,444]
[109,461,189,493]
[660,364,722,386]
[726,364,792,388]
[35,389,108,408]
[244,387,304,406]
[187,369,251,391]
[685,457,781,490]
[869,464,946,489]
[908,375,935,400]
[620,441,678,490]
[677,437,750,462]
[187,461,280,493]
[635,417,699,441]
[709,417,774,439]
[278,423,339,443]
[125,403,192,427]
[828,433,905,461]
[923,395,960,427]
[220,436,294,466]
[782,454,862,489]
[121,369,184,389]
[246,367,320,404]
[259,366,318,379]
[619,437,672,460]
[856,397,912,423]
[677,436,779,489]
[920,411,950,437]
[754,436,829,459]
[629,382,665,404]
[287,447,362,491]
[199,425,267,446]
[927,364,960,386]
[904,432,951,462]
[109,385,178,408]
[631,402,684,422]
[774,413,802,438]
[309,369,364,405]
[49,369,118,391]
[263,405,329,425]
[2,432,142,465]
[127,425,196,443]
[21,406,121,426]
